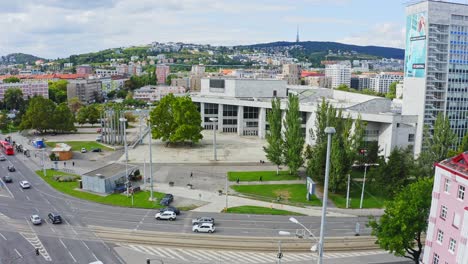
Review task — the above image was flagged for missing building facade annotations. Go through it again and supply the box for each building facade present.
[325,64,351,88]
[422,152,468,264]
[280,64,301,85]
[403,1,468,155]
[133,85,186,102]
[67,79,102,103]
[156,64,170,85]
[369,72,404,94]
[76,65,93,75]
[0,82,49,101]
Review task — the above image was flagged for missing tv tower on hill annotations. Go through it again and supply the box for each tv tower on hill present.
[296,25,300,43]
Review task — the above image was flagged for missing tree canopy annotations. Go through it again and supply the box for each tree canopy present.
[48,80,68,104]
[150,94,202,145]
[2,77,20,83]
[263,97,283,174]
[4,88,25,110]
[283,94,305,175]
[385,82,398,99]
[369,178,433,264]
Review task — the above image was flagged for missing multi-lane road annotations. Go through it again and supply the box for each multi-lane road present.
[0,152,377,264]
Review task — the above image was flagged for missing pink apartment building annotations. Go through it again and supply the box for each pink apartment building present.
[156,64,170,85]
[0,82,49,101]
[423,152,468,264]
[76,65,93,75]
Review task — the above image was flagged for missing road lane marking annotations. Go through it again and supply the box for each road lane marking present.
[82,241,90,250]
[26,195,30,201]
[68,251,77,262]
[60,238,68,249]
[14,248,22,258]
[0,232,6,240]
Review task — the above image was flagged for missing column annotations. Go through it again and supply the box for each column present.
[200,103,205,128]
[218,104,224,133]
[237,106,244,136]
[258,107,266,139]
[305,112,315,145]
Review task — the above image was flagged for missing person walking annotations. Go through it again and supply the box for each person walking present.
[64,161,66,167]
[72,161,75,167]
[190,172,193,178]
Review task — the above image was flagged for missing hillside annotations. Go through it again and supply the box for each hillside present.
[239,41,404,60]
[0,53,45,65]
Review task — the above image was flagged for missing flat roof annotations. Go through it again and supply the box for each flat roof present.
[407,0,468,7]
[83,163,136,179]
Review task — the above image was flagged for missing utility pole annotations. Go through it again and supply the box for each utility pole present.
[149,119,154,201]
[346,174,351,208]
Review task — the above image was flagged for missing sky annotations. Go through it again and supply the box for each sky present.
[0,0,466,59]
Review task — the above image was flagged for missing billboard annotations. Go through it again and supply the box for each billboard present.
[405,12,427,78]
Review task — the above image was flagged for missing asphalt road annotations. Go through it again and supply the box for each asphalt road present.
[0,152,373,264]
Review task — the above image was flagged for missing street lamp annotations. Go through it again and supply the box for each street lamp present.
[318,127,335,264]
[136,109,143,144]
[148,120,154,201]
[209,117,218,161]
[359,163,379,209]
[288,217,319,247]
[119,117,130,204]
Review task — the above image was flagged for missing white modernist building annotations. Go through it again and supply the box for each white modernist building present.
[403,0,468,155]
[325,64,351,89]
[369,73,404,94]
[191,78,419,157]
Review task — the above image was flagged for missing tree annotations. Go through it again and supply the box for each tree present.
[19,97,56,133]
[48,80,68,104]
[166,74,178,85]
[283,94,304,175]
[263,98,283,174]
[369,178,433,264]
[3,77,20,83]
[385,82,398,99]
[76,106,88,126]
[52,103,76,133]
[68,97,83,115]
[0,111,9,131]
[86,104,100,126]
[459,133,468,153]
[4,88,24,110]
[336,84,349,91]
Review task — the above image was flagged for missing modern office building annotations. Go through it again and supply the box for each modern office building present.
[422,151,468,264]
[369,72,404,94]
[350,75,371,91]
[403,0,468,155]
[156,64,170,85]
[191,78,418,157]
[325,64,351,88]
[0,82,49,101]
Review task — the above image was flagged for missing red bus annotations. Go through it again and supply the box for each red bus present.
[0,141,14,155]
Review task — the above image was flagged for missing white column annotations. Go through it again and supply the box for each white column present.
[218,104,224,132]
[258,107,266,139]
[200,103,205,128]
[305,112,315,145]
[237,106,244,136]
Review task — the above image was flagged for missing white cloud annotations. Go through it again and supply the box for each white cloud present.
[338,23,406,48]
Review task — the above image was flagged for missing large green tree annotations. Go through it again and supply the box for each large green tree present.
[76,106,89,126]
[87,104,100,126]
[4,88,25,110]
[150,94,202,145]
[283,94,304,175]
[3,77,20,83]
[385,82,398,99]
[19,97,56,133]
[263,98,284,175]
[48,80,68,104]
[369,178,433,264]
[52,103,76,133]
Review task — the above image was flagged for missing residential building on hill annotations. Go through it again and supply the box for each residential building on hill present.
[280,64,301,85]
[369,72,404,94]
[422,152,468,264]
[67,79,102,104]
[76,65,93,75]
[325,64,351,89]
[0,82,49,101]
[156,64,170,85]
[133,85,186,102]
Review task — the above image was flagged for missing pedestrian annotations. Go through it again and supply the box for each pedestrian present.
[72,161,75,167]
[236,178,240,184]
[64,161,66,167]
[190,172,193,178]
[259,176,262,182]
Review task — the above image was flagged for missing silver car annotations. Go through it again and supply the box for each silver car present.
[192,217,215,226]
[30,214,42,225]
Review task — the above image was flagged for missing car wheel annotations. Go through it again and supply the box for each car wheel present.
[156,217,160,220]
[169,218,174,221]
[208,230,213,233]
[194,229,198,233]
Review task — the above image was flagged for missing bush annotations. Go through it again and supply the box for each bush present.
[53,174,79,182]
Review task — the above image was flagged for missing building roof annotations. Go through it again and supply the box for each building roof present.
[301,71,324,78]
[51,143,72,152]
[0,73,88,80]
[83,163,137,179]
[437,152,468,178]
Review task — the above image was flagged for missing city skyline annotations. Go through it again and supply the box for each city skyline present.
[2,0,456,59]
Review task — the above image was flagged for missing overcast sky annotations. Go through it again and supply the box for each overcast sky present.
[0,0,465,59]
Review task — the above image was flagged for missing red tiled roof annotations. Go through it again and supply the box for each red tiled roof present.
[0,74,88,80]
[436,151,468,179]
[301,71,324,78]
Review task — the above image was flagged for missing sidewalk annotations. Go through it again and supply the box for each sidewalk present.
[146,183,353,217]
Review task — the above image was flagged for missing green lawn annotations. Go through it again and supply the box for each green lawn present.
[231,184,322,206]
[36,170,165,209]
[228,171,299,182]
[328,181,388,209]
[226,206,305,216]
[46,141,113,151]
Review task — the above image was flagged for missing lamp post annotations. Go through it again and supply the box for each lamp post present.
[119,117,130,201]
[359,163,379,209]
[136,109,143,144]
[209,117,218,161]
[148,120,154,201]
[318,127,335,264]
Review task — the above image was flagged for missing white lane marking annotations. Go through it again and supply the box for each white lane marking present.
[0,232,6,240]
[14,248,22,258]
[68,251,77,262]
[59,238,68,249]
[82,241,90,250]
[0,177,14,198]
[164,248,188,261]
[18,187,24,193]
[20,233,52,261]
[26,195,30,201]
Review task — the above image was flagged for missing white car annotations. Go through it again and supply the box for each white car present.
[81,148,87,153]
[30,214,42,225]
[155,211,176,221]
[192,223,216,233]
[0,155,6,161]
[19,180,31,189]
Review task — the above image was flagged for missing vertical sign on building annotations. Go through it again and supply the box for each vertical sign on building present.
[405,12,427,78]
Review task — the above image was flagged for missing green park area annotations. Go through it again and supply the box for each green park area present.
[226,206,305,216]
[228,170,299,182]
[328,180,387,208]
[46,141,113,151]
[36,170,165,209]
[231,184,322,207]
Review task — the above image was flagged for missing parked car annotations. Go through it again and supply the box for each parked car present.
[2,175,12,183]
[0,155,6,161]
[91,148,102,152]
[192,223,215,233]
[160,206,180,215]
[30,214,42,225]
[192,217,215,226]
[155,211,176,221]
[7,165,15,172]
[97,128,102,133]
[159,194,174,206]
[48,213,62,224]
[19,180,30,189]
[81,148,87,153]
[96,135,102,142]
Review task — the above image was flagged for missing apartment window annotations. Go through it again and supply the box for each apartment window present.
[444,179,451,193]
[457,185,465,200]
[453,213,461,229]
[440,205,448,220]
[408,134,415,142]
[437,229,444,244]
[448,238,456,253]
[433,253,439,264]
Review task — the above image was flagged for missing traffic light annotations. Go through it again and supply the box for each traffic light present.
[146,258,150,264]
[35,248,40,256]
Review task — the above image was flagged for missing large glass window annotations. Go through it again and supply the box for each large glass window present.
[243,107,259,119]
[204,103,218,115]
[223,105,238,117]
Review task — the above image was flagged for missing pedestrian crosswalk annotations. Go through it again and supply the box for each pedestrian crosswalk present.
[118,243,387,263]
[20,232,52,261]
